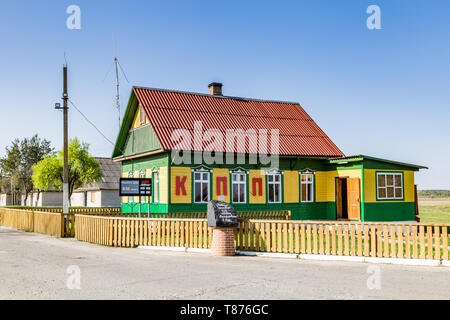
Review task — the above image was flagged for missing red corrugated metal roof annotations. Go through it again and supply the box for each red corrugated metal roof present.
[134,87,343,157]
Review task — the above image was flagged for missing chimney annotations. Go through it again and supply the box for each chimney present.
[208,82,223,96]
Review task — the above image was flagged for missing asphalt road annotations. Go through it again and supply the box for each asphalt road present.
[0,226,449,300]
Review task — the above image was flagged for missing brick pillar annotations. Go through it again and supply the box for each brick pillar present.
[211,227,236,256]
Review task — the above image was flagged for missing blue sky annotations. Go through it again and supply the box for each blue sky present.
[0,0,449,189]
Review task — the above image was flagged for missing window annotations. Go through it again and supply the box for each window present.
[267,173,281,203]
[90,192,96,203]
[139,105,147,125]
[152,171,159,203]
[377,172,403,200]
[232,173,246,203]
[194,171,210,203]
[301,173,314,202]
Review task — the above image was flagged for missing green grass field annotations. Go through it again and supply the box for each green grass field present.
[418,198,450,224]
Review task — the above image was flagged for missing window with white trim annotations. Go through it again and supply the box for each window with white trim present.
[194,171,210,203]
[152,171,159,203]
[300,173,314,202]
[267,173,282,203]
[139,105,147,125]
[232,172,246,203]
[377,172,403,200]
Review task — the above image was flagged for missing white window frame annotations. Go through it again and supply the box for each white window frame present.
[139,105,147,125]
[300,173,314,203]
[231,172,247,204]
[128,171,134,203]
[376,172,403,200]
[193,170,210,204]
[152,170,159,203]
[267,173,282,203]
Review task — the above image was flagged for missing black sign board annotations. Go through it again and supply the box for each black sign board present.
[120,178,152,197]
[207,200,238,228]
[139,179,152,196]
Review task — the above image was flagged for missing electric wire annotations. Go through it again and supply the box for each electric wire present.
[68,99,117,148]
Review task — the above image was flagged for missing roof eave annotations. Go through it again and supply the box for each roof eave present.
[328,155,428,170]
[113,148,166,162]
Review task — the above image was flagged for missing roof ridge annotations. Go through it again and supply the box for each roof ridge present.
[133,86,301,105]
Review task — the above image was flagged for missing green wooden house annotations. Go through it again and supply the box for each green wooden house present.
[112,83,426,221]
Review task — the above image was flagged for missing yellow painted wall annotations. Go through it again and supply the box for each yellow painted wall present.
[131,105,150,129]
[249,169,266,204]
[159,167,169,204]
[213,168,230,203]
[283,170,299,203]
[315,169,362,202]
[170,166,192,204]
[121,171,128,204]
[364,169,414,203]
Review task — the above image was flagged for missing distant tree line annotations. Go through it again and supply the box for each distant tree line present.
[0,135,102,206]
[418,190,450,198]
[0,135,54,205]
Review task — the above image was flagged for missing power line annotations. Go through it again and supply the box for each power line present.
[68,99,117,148]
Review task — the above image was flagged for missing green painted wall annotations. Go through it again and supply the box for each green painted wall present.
[363,159,420,171]
[121,203,169,214]
[122,125,161,157]
[122,152,169,173]
[364,202,416,221]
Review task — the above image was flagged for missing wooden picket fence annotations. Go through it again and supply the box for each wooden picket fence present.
[3,206,121,215]
[0,208,65,237]
[0,208,290,239]
[1,208,75,237]
[76,215,212,248]
[0,207,120,238]
[33,211,64,237]
[124,210,291,220]
[235,220,449,260]
[74,215,449,261]
[3,208,449,261]
[0,208,34,231]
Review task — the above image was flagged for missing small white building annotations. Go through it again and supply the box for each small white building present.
[0,193,13,206]
[22,191,63,207]
[70,157,121,207]
[21,157,121,208]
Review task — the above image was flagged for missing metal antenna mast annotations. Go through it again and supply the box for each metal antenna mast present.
[103,37,129,130]
[114,56,121,129]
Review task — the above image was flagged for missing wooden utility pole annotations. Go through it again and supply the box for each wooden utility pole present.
[62,66,69,215]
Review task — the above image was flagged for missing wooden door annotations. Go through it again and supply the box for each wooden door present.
[347,178,361,221]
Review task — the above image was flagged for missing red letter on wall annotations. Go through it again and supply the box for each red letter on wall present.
[216,177,228,196]
[176,176,187,196]
[252,178,263,196]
